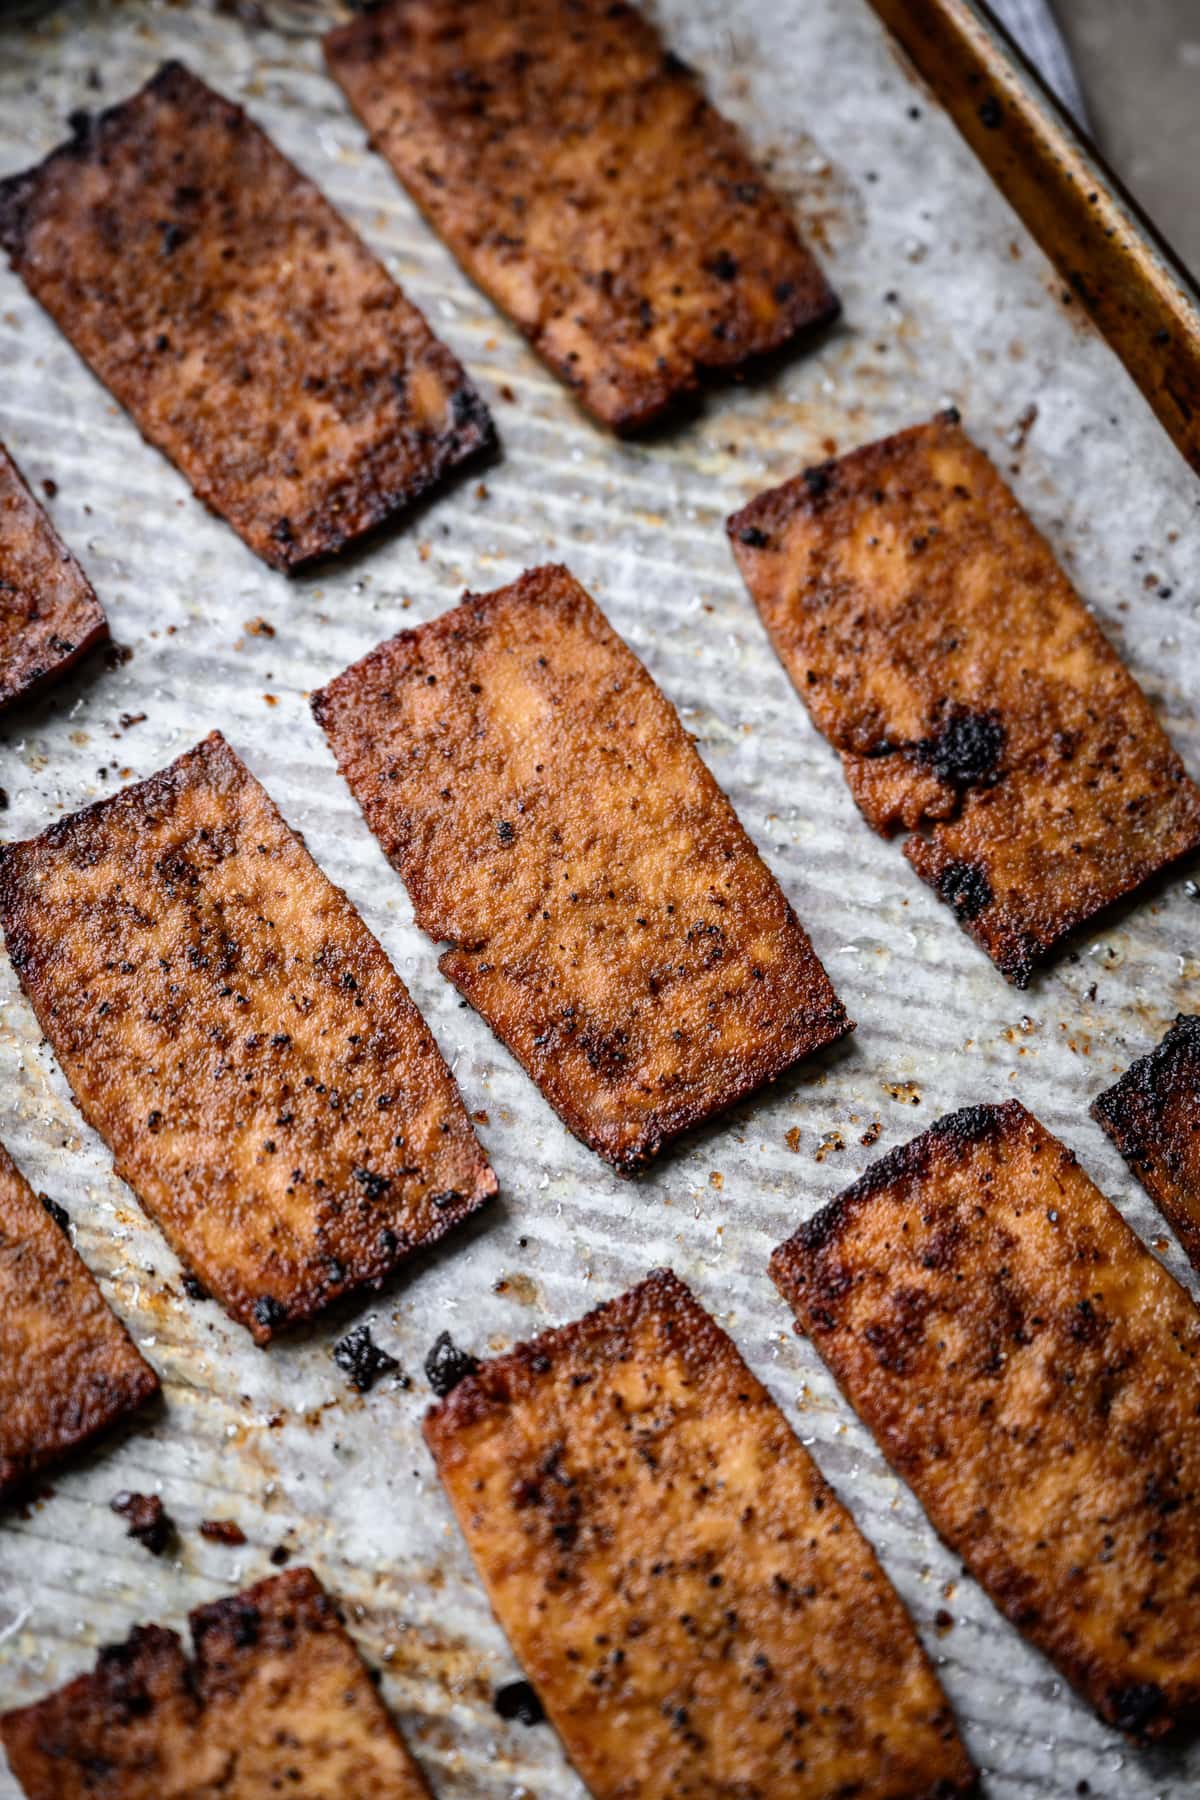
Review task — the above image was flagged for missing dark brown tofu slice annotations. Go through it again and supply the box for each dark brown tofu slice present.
[313,565,850,1171]
[728,414,1200,985]
[424,1268,976,1800]
[324,0,837,431]
[0,1567,432,1798]
[0,1139,158,1502]
[0,732,495,1343]
[1093,1014,1200,1273]
[0,444,107,711]
[771,1099,1200,1741]
[0,61,493,572]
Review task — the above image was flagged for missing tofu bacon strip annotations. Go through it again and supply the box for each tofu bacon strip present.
[0,61,493,572]
[0,732,495,1343]
[772,1100,1200,1740]
[0,1567,432,1799]
[728,414,1200,984]
[0,444,107,712]
[424,1268,976,1800]
[324,0,837,431]
[0,1139,158,1503]
[313,564,850,1171]
[1093,1013,1200,1273]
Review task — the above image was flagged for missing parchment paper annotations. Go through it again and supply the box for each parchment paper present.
[1,3,1199,1793]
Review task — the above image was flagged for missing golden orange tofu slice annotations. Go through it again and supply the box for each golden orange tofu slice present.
[771,1100,1200,1741]
[0,732,495,1343]
[313,565,850,1171]
[0,444,107,711]
[0,1567,432,1798]
[0,1139,157,1502]
[324,0,837,431]
[0,62,493,572]
[424,1268,976,1799]
[728,414,1200,985]
[1093,1014,1200,1274]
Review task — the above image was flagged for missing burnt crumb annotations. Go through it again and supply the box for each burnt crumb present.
[332,1322,400,1392]
[978,94,1003,130]
[253,1294,288,1331]
[0,788,7,811]
[199,1518,247,1545]
[103,641,134,669]
[39,1193,70,1232]
[181,1271,209,1301]
[1108,1680,1166,1738]
[497,818,516,844]
[425,1330,480,1397]
[111,1491,174,1556]
[429,1188,460,1211]
[940,405,962,426]
[41,477,58,499]
[352,1166,392,1201]
[802,462,833,501]
[935,860,993,922]
[269,1541,292,1566]
[494,1677,546,1726]
[710,249,738,281]
[737,525,770,549]
[919,708,1005,789]
[450,384,494,443]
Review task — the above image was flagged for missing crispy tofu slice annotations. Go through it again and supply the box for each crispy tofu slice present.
[0,444,107,712]
[324,0,837,431]
[424,1268,976,1799]
[0,1567,432,1798]
[728,414,1200,985]
[0,732,495,1343]
[0,1139,157,1502]
[313,565,850,1171]
[771,1099,1200,1741]
[1093,1014,1200,1273]
[0,62,493,572]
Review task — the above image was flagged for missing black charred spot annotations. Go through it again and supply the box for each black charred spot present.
[920,708,1005,789]
[494,1678,546,1726]
[450,384,494,443]
[802,462,834,502]
[429,1189,460,1211]
[497,819,516,844]
[332,1323,400,1393]
[158,220,185,255]
[1108,1681,1165,1737]
[978,94,1003,129]
[272,516,294,546]
[935,860,993,921]
[711,250,739,281]
[353,1166,392,1201]
[737,525,770,549]
[40,1194,70,1232]
[425,1331,480,1397]
[181,1271,209,1301]
[253,1294,288,1331]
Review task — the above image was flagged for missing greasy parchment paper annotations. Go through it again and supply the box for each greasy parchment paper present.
[2,3,1199,1794]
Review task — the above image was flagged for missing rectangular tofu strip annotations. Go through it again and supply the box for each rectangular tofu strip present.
[0,444,107,712]
[424,1268,976,1800]
[1093,1014,1200,1273]
[313,565,850,1171]
[0,1139,157,1502]
[771,1099,1200,1740]
[0,1567,432,1798]
[0,732,495,1343]
[324,0,838,431]
[0,61,493,572]
[728,414,1200,984]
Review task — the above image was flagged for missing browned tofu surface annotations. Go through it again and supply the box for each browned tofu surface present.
[424,1268,976,1799]
[324,0,837,431]
[728,414,1200,985]
[0,1139,157,1502]
[1093,1014,1200,1273]
[0,1567,431,1798]
[0,732,495,1343]
[313,566,849,1171]
[0,61,493,572]
[771,1100,1200,1741]
[0,444,107,711]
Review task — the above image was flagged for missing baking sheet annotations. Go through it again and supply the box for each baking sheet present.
[1,2,1199,1794]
